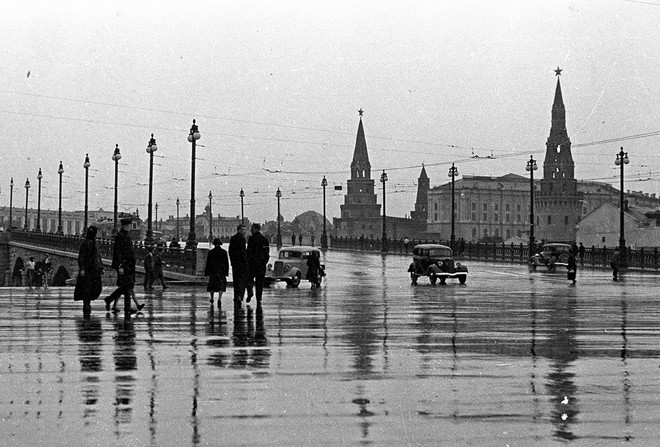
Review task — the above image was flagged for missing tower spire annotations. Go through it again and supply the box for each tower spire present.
[351,108,371,179]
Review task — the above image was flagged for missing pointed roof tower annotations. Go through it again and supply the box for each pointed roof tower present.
[412,164,429,223]
[351,109,371,180]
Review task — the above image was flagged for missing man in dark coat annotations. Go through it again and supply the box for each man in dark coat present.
[246,223,270,305]
[229,224,249,307]
[104,218,143,316]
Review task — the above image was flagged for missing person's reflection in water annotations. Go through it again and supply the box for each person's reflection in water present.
[228,305,270,370]
[543,296,579,441]
[206,307,230,368]
[76,316,103,424]
[112,320,137,435]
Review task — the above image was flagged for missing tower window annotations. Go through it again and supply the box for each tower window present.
[547,215,552,225]
[564,215,569,225]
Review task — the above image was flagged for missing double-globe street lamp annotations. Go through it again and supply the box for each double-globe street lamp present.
[9,178,14,230]
[57,162,64,233]
[321,176,328,249]
[525,155,538,254]
[36,168,43,232]
[615,147,629,267]
[24,178,30,231]
[112,144,122,233]
[145,134,158,247]
[208,191,213,243]
[276,188,282,248]
[176,197,180,241]
[83,154,91,232]
[380,170,388,252]
[186,119,201,249]
[448,163,459,249]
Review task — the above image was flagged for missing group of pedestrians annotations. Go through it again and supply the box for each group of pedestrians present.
[143,245,168,291]
[22,254,52,288]
[205,223,270,309]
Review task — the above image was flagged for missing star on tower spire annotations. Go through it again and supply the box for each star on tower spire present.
[554,66,562,76]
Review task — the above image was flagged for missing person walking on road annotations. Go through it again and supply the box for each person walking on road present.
[229,224,249,307]
[152,245,168,290]
[75,225,104,315]
[143,248,154,290]
[611,247,621,282]
[246,223,270,306]
[42,254,52,288]
[25,257,36,288]
[306,250,322,288]
[567,252,577,287]
[205,238,229,308]
[104,218,144,315]
[291,233,296,246]
[578,242,585,265]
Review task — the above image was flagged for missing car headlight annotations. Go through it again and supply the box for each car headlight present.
[267,263,272,270]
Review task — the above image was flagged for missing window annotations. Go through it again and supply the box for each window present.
[472,202,476,211]
[483,229,488,238]
[517,214,521,223]
[564,215,569,225]
[505,203,510,212]
[482,212,488,221]
[517,204,521,212]
[434,213,438,221]
[434,202,438,211]
[547,215,552,225]
[505,213,510,222]
[494,204,499,211]
[483,203,487,211]
[506,230,511,239]
[494,229,499,238]
[494,213,499,222]
[472,228,477,238]
[472,212,477,221]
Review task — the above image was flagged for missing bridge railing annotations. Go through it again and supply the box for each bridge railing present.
[10,230,199,275]
[329,235,660,271]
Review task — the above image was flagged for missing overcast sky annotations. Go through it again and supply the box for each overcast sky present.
[2,0,660,225]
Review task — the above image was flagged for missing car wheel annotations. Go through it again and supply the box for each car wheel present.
[287,273,301,288]
[458,275,467,284]
[430,275,437,285]
[411,274,418,285]
[439,277,446,285]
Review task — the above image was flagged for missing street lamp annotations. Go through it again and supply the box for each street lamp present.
[380,170,388,252]
[112,144,121,233]
[176,197,180,240]
[448,163,459,249]
[9,177,14,231]
[145,134,158,246]
[36,168,43,232]
[321,176,328,249]
[57,162,64,233]
[276,187,282,248]
[615,147,629,266]
[24,178,30,231]
[208,191,213,243]
[155,203,159,231]
[239,188,245,225]
[83,154,91,232]
[186,119,201,249]
[525,155,538,254]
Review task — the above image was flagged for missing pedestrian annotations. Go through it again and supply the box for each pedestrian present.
[75,225,104,315]
[205,238,229,308]
[611,247,621,282]
[578,242,585,265]
[42,254,52,288]
[291,233,296,246]
[229,224,249,307]
[104,218,144,315]
[567,252,577,286]
[246,223,270,306]
[153,245,168,289]
[25,257,36,288]
[170,236,180,250]
[459,238,466,256]
[311,234,315,247]
[298,233,303,246]
[305,250,322,288]
[12,258,24,286]
[143,247,154,290]
[404,237,410,253]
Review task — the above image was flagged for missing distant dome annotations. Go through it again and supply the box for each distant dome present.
[292,211,332,234]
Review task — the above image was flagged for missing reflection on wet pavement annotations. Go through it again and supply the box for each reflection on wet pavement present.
[1,250,660,446]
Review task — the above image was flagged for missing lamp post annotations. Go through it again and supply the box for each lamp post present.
[321,176,328,249]
[186,119,201,249]
[145,134,158,246]
[24,178,30,231]
[239,188,245,225]
[155,203,159,231]
[57,162,64,233]
[176,197,180,240]
[83,154,91,232]
[208,191,213,243]
[112,144,121,233]
[525,155,538,254]
[276,187,282,248]
[36,168,43,232]
[9,177,14,230]
[380,170,388,252]
[448,163,459,249]
[615,147,629,266]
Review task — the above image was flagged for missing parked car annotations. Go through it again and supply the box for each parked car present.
[265,246,324,288]
[530,243,572,271]
[408,244,468,285]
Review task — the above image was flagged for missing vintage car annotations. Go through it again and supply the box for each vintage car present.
[265,246,324,288]
[530,243,572,271]
[408,244,468,285]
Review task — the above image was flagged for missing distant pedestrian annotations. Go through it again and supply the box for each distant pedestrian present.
[229,224,249,307]
[578,242,585,265]
[153,245,168,289]
[42,254,52,288]
[298,233,303,245]
[459,238,466,256]
[104,218,144,315]
[404,237,410,253]
[169,237,180,250]
[205,238,229,308]
[291,233,296,246]
[25,257,36,288]
[611,248,621,282]
[75,225,104,315]
[12,258,24,286]
[247,223,270,306]
[311,234,315,247]
[567,252,577,286]
[143,248,154,290]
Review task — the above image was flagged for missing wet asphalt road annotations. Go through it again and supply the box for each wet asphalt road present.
[1,249,660,446]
